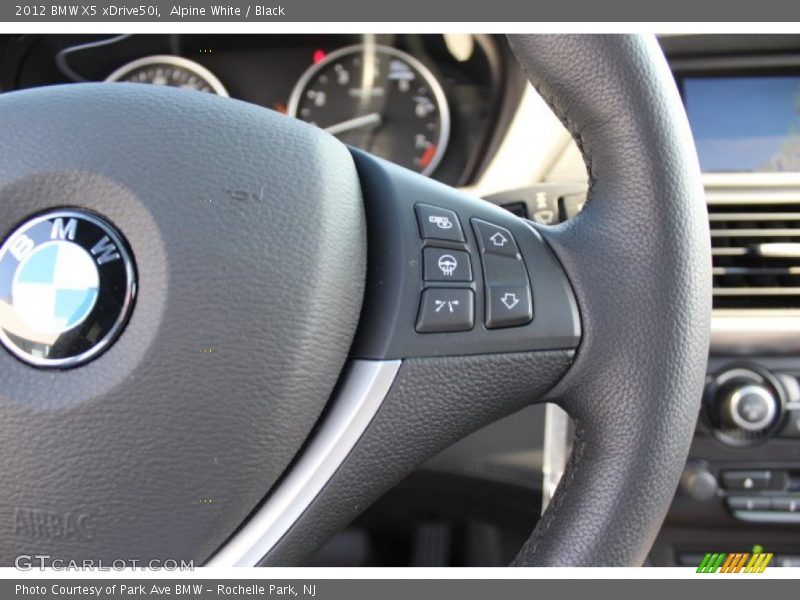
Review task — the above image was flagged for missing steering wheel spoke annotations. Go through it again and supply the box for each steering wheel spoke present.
[212,149,583,566]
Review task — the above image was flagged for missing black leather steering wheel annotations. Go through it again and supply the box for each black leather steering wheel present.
[0,34,710,567]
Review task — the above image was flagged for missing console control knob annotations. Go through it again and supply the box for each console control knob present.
[680,464,718,502]
[720,383,778,433]
[705,366,785,446]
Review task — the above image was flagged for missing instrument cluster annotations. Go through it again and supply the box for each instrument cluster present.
[0,34,520,186]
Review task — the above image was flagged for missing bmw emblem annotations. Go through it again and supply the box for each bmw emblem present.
[0,209,136,368]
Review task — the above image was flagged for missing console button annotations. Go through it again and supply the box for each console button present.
[727,496,770,511]
[472,218,519,258]
[771,497,799,512]
[416,288,474,333]
[776,373,800,402]
[723,385,777,432]
[680,464,718,502]
[415,204,464,242]
[423,247,472,282]
[529,192,559,225]
[486,284,533,329]
[780,410,800,439]
[722,470,772,491]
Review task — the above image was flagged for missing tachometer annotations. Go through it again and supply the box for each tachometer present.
[105,55,229,96]
[287,45,450,176]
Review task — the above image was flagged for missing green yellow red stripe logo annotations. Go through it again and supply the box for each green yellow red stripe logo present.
[696,552,772,573]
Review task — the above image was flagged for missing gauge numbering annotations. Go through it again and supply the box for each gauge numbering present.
[288,45,450,177]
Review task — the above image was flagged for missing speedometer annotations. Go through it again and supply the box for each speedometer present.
[287,45,450,176]
[105,55,229,96]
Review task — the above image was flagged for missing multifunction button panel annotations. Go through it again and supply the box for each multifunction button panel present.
[722,469,800,524]
[414,204,533,334]
[689,362,800,527]
[349,151,581,360]
[472,219,533,329]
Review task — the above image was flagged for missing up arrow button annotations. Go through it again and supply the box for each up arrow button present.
[472,218,519,258]
[490,232,509,247]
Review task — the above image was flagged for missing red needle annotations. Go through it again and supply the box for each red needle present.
[419,145,437,168]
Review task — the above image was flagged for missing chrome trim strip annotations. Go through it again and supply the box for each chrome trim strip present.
[206,359,402,567]
[756,243,800,258]
[711,311,800,355]
[703,173,800,188]
[714,288,800,296]
[105,55,230,97]
[707,193,800,205]
[733,510,800,524]
[541,403,570,513]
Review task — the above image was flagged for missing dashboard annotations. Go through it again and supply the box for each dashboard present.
[0,34,525,187]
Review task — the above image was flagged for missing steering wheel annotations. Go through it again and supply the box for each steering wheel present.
[0,34,710,567]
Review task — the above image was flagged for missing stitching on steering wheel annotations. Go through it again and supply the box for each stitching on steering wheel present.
[508,43,597,563]
[515,59,596,200]
[520,428,586,562]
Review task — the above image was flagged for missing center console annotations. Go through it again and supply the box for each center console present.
[658,357,800,568]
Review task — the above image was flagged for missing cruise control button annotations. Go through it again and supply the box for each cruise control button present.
[416,204,464,242]
[722,470,771,491]
[771,497,799,512]
[727,496,770,511]
[416,288,474,333]
[486,284,532,329]
[472,218,519,258]
[423,247,472,282]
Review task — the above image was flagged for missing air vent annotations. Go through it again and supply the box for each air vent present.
[709,185,800,309]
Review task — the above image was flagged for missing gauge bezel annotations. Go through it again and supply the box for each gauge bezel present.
[287,44,451,177]
[105,55,230,97]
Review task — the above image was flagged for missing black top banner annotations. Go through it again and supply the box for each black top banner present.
[3,0,799,22]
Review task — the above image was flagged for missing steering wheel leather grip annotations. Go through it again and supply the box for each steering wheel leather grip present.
[507,35,711,565]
